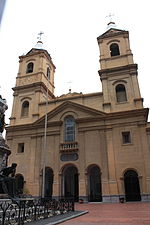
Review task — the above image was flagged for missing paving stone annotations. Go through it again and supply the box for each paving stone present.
[62,202,150,225]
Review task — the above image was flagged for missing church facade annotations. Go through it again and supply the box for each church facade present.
[6,25,150,202]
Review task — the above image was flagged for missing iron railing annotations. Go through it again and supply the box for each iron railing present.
[0,198,74,225]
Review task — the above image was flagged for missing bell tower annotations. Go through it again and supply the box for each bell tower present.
[97,23,143,112]
[10,37,56,125]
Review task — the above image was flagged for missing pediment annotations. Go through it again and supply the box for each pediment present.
[25,48,51,60]
[26,48,43,56]
[34,101,106,126]
[97,28,128,40]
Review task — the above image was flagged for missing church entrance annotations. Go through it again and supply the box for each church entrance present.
[44,167,53,198]
[87,165,102,202]
[62,165,79,201]
[124,170,141,202]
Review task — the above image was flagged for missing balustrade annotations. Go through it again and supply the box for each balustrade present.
[60,142,78,153]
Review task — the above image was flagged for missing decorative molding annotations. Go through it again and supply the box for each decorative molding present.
[112,79,127,85]
[21,97,32,102]
[103,102,111,106]
[9,117,16,120]
[26,59,36,63]
[32,113,39,117]
[107,39,120,45]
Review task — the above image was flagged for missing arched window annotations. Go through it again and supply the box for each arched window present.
[116,84,127,102]
[110,43,120,57]
[26,62,34,73]
[21,101,29,117]
[64,116,75,142]
[47,67,50,80]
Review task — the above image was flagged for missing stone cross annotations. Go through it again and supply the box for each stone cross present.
[37,31,44,41]
[106,13,115,22]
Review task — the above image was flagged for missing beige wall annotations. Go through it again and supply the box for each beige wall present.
[6,105,150,199]
[6,27,150,202]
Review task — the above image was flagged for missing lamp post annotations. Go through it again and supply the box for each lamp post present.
[42,70,50,198]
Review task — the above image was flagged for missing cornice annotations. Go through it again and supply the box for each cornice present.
[6,120,62,133]
[12,82,55,99]
[6,107,148,133]
[99,64,138,78]
[107,108,149,121]
[100,53,133,63]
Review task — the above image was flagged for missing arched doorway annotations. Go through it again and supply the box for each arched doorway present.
[15,174,24,195]
[124,170,141,202]
[87,165,102,202]
[62,165,79,201]
[44,167,53,198]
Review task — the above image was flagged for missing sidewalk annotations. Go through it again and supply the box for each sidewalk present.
[28,210,88,225]
[62,202,150,225]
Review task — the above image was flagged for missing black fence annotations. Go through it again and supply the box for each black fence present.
[0,198,74,225]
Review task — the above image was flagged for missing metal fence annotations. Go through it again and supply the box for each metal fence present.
[0,198,74,225]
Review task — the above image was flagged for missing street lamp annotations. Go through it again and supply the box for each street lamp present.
[42,68,50,198]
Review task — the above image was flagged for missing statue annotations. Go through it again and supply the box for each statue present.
[0,94,15,198]
[0,95,7,134]
[0,94,10,171]
[0,163,17,177]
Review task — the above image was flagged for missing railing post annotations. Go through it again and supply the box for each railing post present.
[34,202,37,221]
[22,200,26,224]
[72,199,75,211]
[2,211,5,225]
[18,202,22,225]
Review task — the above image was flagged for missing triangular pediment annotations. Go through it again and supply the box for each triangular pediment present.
[25,48,51,58]
[34,101,107,126]
[97,28,128,40]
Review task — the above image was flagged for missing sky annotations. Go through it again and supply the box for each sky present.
[0,0,150,124]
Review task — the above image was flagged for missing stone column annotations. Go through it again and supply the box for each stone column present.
[104,128,119,202]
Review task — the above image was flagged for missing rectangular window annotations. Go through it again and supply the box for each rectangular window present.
[18,143,24,153]
[122,131,131,144]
